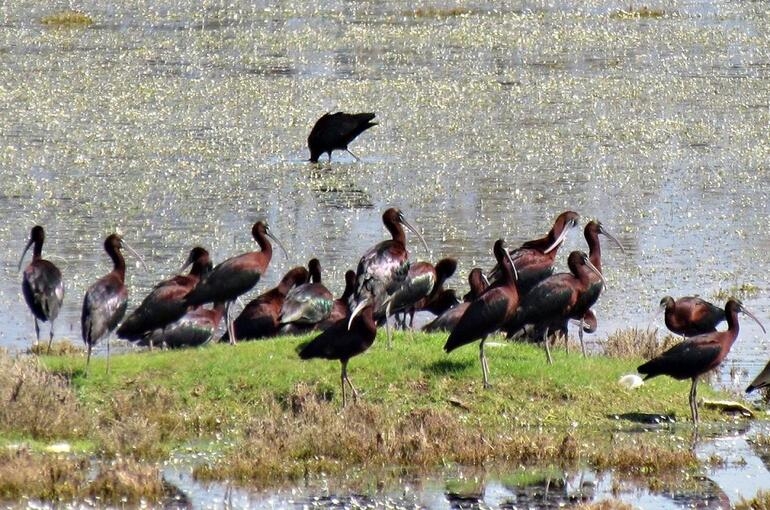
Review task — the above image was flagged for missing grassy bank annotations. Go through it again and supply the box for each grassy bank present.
[0,330,741,503]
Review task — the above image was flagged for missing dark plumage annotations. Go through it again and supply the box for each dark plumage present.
[183,221,285,345]
[82,234,142,375]
[221,266,309,342]
[659,296,726,338]
[280,259,334,328]
[117,246,212,344]
[307,112,377,163]
[18,226,64,352]
[444,240,519,388]
[351,207,429,348]
[490,211,580,294]
[314,269,356,332]
[423,268,489,333]
[140,302,226,349]
[639,299,765,424]
[504,251,604,364]
[394,258,458,329]
[298,299,377,407]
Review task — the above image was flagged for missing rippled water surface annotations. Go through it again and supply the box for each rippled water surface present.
[1,0,770,506]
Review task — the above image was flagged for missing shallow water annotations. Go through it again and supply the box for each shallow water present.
[1,0,769,506]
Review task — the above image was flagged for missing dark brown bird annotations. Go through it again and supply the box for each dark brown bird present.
[140,302,226,349]
[351,207,429,348]
[82,234,144,375]
[444,240,519,388]
[298,298,377,407]
[117,246,212,345]
[308,112,377,163]
[183,221,286,345]
[504,251,604,364]
[638,299,765,424]
[490,211,580,294]
[280,259,334,329]
[388,258,458,329]
[221,266,309,342]
[314,270,356,331]
[423,268,489,333]
[18,226,64,353]
[747,359,770,394]
[659,296,726,338]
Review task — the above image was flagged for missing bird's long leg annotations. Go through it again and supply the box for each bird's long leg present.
[226,301,237,346]
[34,318,40,344]
[579,318,587,357]
[85,344,92,378]
[47,321,54,354]
[340,361,347,408]
[346,149,361,162]
[689,376,699,425]
[480,337,491,389]
[386,314,393,350]
[106,336,111,375]
[544,328,553,365]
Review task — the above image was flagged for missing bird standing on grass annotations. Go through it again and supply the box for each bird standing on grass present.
[638,299,765,424]
[18,225,64,353]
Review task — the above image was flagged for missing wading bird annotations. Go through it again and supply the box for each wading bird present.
[117,246,212,346]
[183,221,286,345]
[490,211,580,294]
[280,259,334,329]
[18,225,64,353]
[298,297,377,407]
[221,266,309,342]
[422,268,489,333]
[659,296,726,338]
[388,257,458,329]
[140,302,226,349]
[638,299,765,424]
[504,251,605,364]
[314,269,357,332]
[444,240,519,388]
[351,207,429,348]
[82,233,144,375]
[308,112,377,163]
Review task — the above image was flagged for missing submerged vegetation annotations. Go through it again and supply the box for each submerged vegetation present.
[0,328,750,503]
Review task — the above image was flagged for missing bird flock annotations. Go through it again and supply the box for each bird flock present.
[15,112,768,424]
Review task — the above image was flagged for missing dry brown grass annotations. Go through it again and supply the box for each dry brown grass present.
[0,352,89,440]
[602,328,679,360]
[577,500,635,510]
[592,436,697,474]
[737,490,770,509]
[0,447,86,500]
[87,459,165,505]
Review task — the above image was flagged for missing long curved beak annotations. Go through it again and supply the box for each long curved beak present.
[584,256,606,289]
[17,238,33,271]
[741,306,767,334]
[121,239,148,271]
[599,225,626,254]
[348,298,371,330]
[503,248,518,281]
[544,220,576,254]
[266,231,289,260]
[400,217,430,255]
[179,251,195,273]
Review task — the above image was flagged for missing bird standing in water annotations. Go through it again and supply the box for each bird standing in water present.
[308,112,377,163]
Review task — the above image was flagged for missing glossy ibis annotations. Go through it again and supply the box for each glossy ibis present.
[140,302,226,349]
[82,233,144,375]
[423,267,489,333]
[314,269,356,332]
[391,258,458,329]
[504,251,604,364]
[298,297,377,407]
[18,226,64,353]
[308,112,377,163]
[280,258,334,329]
[221,266,309,342]
[183,221,286,345]
[638,299,765,424]
[659,296,726,338]
[117,246,212,346]
[351,207,429,348]
[444,240,519,388]
[490,211,580,294]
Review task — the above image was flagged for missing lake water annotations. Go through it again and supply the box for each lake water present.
[1,0,769,506]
